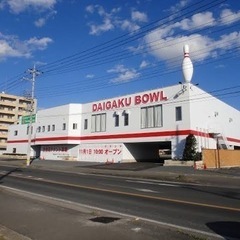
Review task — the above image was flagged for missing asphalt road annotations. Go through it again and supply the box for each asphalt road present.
[0,165,240,239]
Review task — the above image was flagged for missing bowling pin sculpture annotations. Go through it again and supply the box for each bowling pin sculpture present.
[182,44,193,83]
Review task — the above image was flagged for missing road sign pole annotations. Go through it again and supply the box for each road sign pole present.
[26,65,40,166]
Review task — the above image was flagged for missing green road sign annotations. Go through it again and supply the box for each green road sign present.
[21,114,36,124]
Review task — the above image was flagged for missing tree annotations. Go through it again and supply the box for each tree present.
[182,134,198,160]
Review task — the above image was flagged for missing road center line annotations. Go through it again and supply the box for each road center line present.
[2,173,240,212]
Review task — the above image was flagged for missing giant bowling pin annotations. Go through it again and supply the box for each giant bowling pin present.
[182,44,193,83]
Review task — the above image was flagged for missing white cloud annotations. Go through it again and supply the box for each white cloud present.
[0,40,24,58]
[85,5,148,35]
[120,20,140,32]
[0,33,53,60]
[86,5,117,35]
[131,10,148,22]
[89,18,114,35]
[35,18,46,27]
[211,31,240,50]
[26,37,53,50]
[220,9,240,25]
[215,64,225,69]
[140,60,149,69]
[86,74,94,78]
[34,10,57,27]
[145,29,213,63]
[85,5,95,14]
[108,64,140,83]
[168,0,190,13]
[177,12,216,30]
[3,0,57,13]
[144,9,240,65]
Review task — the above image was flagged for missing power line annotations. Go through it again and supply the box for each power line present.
[33,44,240,98]
[1,0,232,92]
[40,0,226,74]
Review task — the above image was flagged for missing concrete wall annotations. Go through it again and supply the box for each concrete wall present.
[202,149,240,168]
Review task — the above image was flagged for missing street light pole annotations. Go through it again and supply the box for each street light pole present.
[26,65,40,166]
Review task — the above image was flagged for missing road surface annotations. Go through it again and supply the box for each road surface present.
[0,165,239,239]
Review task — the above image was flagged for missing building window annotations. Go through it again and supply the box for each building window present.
[42,126,45,132]
[73,123,77,129]
[63,123,66,130]
[141,105,162,128]
[37,126,41,132]
[13,148,16,153]
[27,126,33,135]
[124,113,129,126]
[114,114,119,127]
[84,119,88,130]
[91,113,106,132]
[176,106,182,121]
[14,130,18,136]
[48,125,51,131]
[52,125,55,131]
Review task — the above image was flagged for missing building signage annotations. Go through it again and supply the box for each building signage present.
[21,114,36,124]
[92,90,167,112]
[41,145,70,161]
[79,144,123,163]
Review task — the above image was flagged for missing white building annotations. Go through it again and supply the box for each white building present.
[6,45,240,162]
[6,82,240,162]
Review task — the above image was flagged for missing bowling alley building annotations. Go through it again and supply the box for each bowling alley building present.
[5,82,240,162]
[5,46,240,162]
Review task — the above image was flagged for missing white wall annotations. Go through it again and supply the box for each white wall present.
[40,144,79,161]
[188,84,240,149]
[79,143,123,163]
[81,84,191,143]
[34,103,82,145]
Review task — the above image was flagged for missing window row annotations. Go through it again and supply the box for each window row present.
[36,123,78,133]
[13,105,182,135]
[90,105,182,132]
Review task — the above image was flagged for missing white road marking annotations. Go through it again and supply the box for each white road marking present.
[136,188,158,193]
[131,227,141,232]
[126,180,180,187]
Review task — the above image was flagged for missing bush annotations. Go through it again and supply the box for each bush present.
[182,134,198,160]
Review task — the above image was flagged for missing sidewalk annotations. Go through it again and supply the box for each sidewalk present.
[0,158,239,187]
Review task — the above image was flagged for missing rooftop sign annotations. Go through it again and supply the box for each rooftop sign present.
[92,90,167,112]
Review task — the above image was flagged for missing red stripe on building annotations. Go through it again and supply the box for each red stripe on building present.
[7,130,240,144]
[7,129,204,143]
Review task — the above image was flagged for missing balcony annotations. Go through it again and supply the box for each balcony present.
[0,117,15,123]
[0,101,16,107]
[0,109,15,115]
[0,125,9,130]
[0,131,8,138]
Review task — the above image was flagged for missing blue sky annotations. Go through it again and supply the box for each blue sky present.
[0,0,240,110]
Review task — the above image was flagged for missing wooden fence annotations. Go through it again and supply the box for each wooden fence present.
[202,149,240,168]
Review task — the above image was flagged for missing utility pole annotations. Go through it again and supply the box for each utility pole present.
[26,65,41,166]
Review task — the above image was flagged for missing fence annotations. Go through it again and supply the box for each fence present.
[202,149,240,168]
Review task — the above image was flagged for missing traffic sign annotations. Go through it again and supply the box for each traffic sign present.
[21,114,36,124]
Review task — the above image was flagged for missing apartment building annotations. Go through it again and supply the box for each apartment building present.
[0,92,36,153]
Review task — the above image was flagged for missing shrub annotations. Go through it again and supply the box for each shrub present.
[182,134,198,160]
